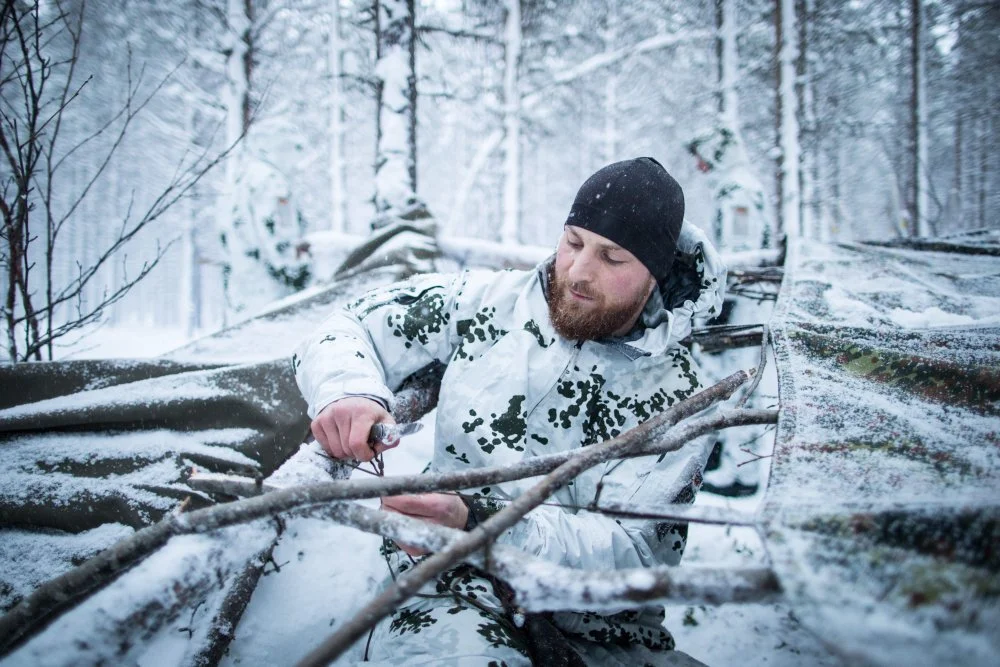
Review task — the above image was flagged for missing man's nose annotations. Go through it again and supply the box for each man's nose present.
[567,249,596,284]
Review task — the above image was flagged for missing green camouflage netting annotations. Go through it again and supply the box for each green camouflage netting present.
[765,237,1000,665]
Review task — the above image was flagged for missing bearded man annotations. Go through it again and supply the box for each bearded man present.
[294,157,725,665]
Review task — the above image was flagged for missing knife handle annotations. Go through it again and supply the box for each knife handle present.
[368,423,397,446]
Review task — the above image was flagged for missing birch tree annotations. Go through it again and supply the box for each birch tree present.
[0,0,226,361]
[500,0,521,244]
[327,0,348,233]
[372,0,423,223]
[774,0,801,240]
[215,0,312,319]
[685,0,768,252]
[797,0,823,240]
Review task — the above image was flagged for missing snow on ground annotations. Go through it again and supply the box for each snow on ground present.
[664,491,842,666]
[0,523,136,612]
[58,325,193,360]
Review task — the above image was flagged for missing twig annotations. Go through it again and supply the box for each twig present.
[727,286,779,302]
[736,324,769,408]
[728,267,784,284]
[737,447,773,468]
[188,525,282,667]
[295,375,757,666]
[686,323,764,353]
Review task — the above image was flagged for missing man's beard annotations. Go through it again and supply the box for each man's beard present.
[546,263,651,341]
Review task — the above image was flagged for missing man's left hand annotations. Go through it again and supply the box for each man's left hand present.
[380,493,469,556]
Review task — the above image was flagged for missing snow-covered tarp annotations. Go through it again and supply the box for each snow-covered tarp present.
[765,236,1000,666]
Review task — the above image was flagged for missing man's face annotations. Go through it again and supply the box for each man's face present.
[548,225,655,340]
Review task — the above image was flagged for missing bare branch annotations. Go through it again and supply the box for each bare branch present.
[686,324,765,353]
[416,23,500,44]
[53,55,177,231]
[306,502,780,612]
[736,326,769,408]
[737,447,773,468]
[45,133,237,317]
[21,238,177,358]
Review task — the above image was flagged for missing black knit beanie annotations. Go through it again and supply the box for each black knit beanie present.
[565,157,684,282]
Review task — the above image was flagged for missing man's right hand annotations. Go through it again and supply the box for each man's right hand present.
[311,397,396,462]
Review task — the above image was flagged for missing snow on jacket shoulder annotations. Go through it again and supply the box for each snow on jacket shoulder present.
[294,221,726,572]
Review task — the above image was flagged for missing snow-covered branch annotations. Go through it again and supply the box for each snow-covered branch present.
[522,29,713,108]
[305,501,781,613]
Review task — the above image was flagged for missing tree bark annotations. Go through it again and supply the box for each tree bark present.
[373,0,419,217]
[328,0,348,232]
[910,0,928,237]
[775,0,801,241]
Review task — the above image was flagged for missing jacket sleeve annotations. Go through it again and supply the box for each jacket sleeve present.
[491,441,710,570]
[294,272,475,418]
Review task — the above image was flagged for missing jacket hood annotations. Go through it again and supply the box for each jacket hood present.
[541,220,727,358]
[637,220,726,355]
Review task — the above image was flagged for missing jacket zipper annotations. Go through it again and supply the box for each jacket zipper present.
[523,339,584,432]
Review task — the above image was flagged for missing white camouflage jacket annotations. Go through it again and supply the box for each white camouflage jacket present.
[294,223,726,576]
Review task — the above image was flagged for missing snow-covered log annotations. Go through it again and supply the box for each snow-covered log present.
[3,521,278,665]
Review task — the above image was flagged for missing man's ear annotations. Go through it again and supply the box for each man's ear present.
[646,274,657,299]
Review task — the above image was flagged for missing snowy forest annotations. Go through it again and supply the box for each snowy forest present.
[2,0,997,360]
[1,1,998,666]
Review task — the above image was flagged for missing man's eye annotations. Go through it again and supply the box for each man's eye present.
[566,239,582,248]
[604,254,624,265]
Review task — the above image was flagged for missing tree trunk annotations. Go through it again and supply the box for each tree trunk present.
[602,0,619,163]
[831,107,843,236]
[226,0,252,145]
[718,0,739,126]
[796,0,813,239]
[979,116,988,230]
[775,0,801,241]
[373,0,419,218]
[221,0,252,251]
[949,114,962,230]
[328,0,348,232]
[501,0,522,244]
[910,0,928,237]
